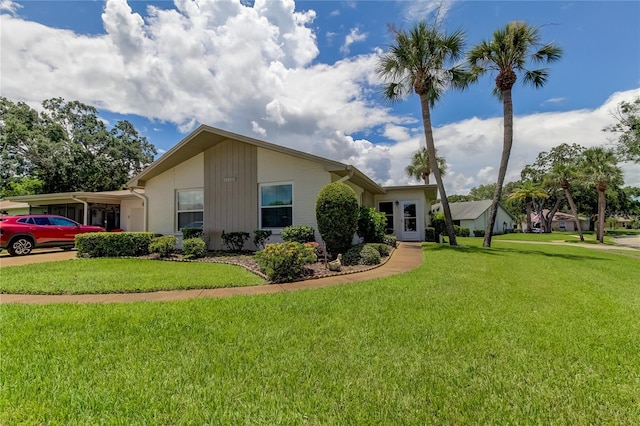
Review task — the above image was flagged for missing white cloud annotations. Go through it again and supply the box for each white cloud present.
[0,0,20,14]
[340,27,367,55]
[402,0,453,23]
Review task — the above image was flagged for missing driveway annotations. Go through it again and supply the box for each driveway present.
[0,249,78,267]
[613,235,640,250]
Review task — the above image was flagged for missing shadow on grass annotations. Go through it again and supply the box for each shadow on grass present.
[425,243,607,262]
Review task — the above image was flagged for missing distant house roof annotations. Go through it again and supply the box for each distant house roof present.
[127,125,391,195]
[432,200,516,221]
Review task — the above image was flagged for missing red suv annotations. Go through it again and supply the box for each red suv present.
[0,214,105,256]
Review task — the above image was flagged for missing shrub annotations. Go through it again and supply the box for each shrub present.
[425,227,437,242]
[316,182,359,257]
[454,226,470,237]
[431,212,446,237]
[182,228,204,240]
[373,243,390,257]
[253,229,272,250]
[255,242,317,282]
[222,231,250,252]
[473,229,485,237]
[76,232,153,258]
[183,237,207,259]
[357,207,387,243]
[383,234,397,247]
[281,225,316,243]
[342,244,382,266]
[149,236,177,258]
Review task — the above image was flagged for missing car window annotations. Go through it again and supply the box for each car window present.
[33,217,51,225]
[49,217,78,226]
[17,217,34,224]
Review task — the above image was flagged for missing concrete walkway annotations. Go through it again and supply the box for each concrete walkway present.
[0,243,424,305]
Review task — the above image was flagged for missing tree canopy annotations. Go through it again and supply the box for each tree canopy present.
[0,97,157,195]
[604,97,640,163]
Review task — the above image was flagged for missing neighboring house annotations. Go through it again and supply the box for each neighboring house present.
[0,200,39,216]
[5,190,145,231]
[126,125,438,249]
[431,200,516,235]
[530,210,589,232]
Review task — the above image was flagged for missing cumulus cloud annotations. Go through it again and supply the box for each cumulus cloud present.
[340,27,367,55]
[0,0,20,14]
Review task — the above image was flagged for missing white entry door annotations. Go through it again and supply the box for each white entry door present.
[401,201,420,241]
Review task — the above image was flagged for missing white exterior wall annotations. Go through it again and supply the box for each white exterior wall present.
[145,153,204,236]
[375,188,428,241]
[257,148,332,240]
[120,198,145,231]
[494,207,515,233]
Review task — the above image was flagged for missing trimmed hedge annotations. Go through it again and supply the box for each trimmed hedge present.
[425,227,436,242]
[342,243,383,266]
[182,228,204,240]
[222,231,250,252]
[473,229,485,237]
[281,225,316,243]
[383,234,397,248]
[183,237,207,259]
[316,182,359,257]
[76,232,154,258]
[149,236,177,258]
[357,207,387,243]
[255,242,317,282]
[454,225,470,237]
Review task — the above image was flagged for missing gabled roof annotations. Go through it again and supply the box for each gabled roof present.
[432,200,517,221]
[127,125,386,195]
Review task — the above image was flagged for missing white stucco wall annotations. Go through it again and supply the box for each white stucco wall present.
[257,148,332,240]
[120,198,145,231]
[375,188,429,241]
[145,153,204,236]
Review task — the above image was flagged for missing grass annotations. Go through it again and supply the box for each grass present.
[1,242,639,424]
[493,231,615,244]
[0,258,264,294]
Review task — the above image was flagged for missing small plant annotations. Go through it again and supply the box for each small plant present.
[383,234,397,247]
[474,229,485,237]
[373,243,390,257]
[342,244,382,266]
[431,212,446,238]
[182,228,204,240]
[149,235,177,258]
[281,226,316,243]
[454,226,470,237]
[357,207,387,243]
[253,229,272,250]
[182,237,207,259]
[425,227,437,242]
[304,241,322,258]
[316,182,359,257]
[221,231,250,252]
[255,242,317,282]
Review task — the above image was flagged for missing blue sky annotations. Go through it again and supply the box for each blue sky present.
[1,0,639,193]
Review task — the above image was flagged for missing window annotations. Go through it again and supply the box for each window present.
[260,183,293,229]
[177,189,204,231]
[49,217,78,226]
[378,202,394,234]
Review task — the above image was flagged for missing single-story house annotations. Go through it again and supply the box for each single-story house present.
[431,200,516,235]
[530,210,589,232]
[5,190,145,231]
[123,125,438,249]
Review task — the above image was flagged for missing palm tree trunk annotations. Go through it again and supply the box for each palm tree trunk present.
[484,88,514,247]
[525,199,532,232]
[420,94,457,246]
[597,188,606,243]
[563,188,584,241]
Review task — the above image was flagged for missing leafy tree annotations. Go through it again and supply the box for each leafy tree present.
[0,97,156,194]
[468,21,562,247]
[579,147,624,243]
[0,177,44,198]
[315,182,359,258]
[405,147,446,184]
[603,97,640,163]
[377,20,470,246]
[508,180,548,232]
[545,163,584,241]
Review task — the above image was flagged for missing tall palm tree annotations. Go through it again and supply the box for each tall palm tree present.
[377,21,470,246]
[546,163,584,241]
[508,180,548,232]
[580,147,624,243]
[467,21,562,247]
[405,147,447,184]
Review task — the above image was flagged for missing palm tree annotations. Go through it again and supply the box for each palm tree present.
[580,147,624,243]
[467,21,562,247]
[508,180,548,232]
[377,21,470,246]
[546,163,584,241]
[405,147,447,184]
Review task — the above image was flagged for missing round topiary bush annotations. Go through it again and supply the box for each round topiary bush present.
[315,182,359,258]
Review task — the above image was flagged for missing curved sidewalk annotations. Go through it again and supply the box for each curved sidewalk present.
[0,242,424,305]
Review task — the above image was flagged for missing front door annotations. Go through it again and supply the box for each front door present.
[401,201,420,241]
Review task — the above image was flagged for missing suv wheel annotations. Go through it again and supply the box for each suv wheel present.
[8,237,34,256]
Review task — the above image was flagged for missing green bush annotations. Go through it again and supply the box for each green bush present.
[431,212,446,237]
[473,229,485,237]
[255,242,317,282]
[183,237,207,259]
[357,207,387,243]
[383,234,397,247]
[373,243,390,257]
[342,244,382,266]
[182,228,204,240]
[316,182,359,257]
[425,227,437,242]
[454,226,470,237]
[281,225,316,243]
[222,231,250,252]
[253,229,272,250]
[149,236,177,258]
[76,232,153,258]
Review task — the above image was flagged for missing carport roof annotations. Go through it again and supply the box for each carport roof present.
[6,190,143,206]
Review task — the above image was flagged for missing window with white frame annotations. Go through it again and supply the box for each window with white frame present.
[259,183,293,229]
[176,189,204,231]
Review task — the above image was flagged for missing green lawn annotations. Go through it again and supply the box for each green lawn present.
[493,231,615,244]
[1,242,639,424]
[0,258,264,294]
